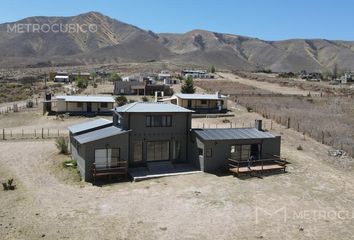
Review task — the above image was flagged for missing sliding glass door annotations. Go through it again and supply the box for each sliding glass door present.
[146,141,170,161]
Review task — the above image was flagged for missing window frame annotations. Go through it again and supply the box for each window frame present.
[145,115,172,127]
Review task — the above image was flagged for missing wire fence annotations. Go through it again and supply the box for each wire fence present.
[0,98,43,115]
[1,128,68,140]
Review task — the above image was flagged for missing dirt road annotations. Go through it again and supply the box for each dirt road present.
[219,72,313,96]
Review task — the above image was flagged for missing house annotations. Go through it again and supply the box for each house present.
[340,73,354,84]
[53,71,70,83]
[48,95,115,116]
[158,70,171,80]
[182,69,214,79]
[114,81,172,96]
[70,102,193,182]
[69,103,283,182]
[161,92,227,113]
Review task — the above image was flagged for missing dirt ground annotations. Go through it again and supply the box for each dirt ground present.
[1,103,354,239]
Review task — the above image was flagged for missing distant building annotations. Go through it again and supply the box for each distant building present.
[47,95,115,116]
[53,71,70,83]
[114,81,172,96]
[340,73,354,84]
[158,70,171,80]
[161,92,227,113]
[182,69,214,79]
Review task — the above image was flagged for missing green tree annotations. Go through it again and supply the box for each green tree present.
[210,65,216,73]
[109,73,122,82]
[115,95,128,106]
[181,75,196,93]
[76,77,88,89]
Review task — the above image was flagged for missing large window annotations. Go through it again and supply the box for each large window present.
[230,145,251,161]
[94,148,120,169]
[146,115,172,127]
[147,141,169,161]
[100,102,108,108]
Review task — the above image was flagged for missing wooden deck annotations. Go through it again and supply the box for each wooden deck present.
[92,161,128,185]
[228,156,287,177]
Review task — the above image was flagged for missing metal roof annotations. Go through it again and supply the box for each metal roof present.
[55,95,115,103]
[73,126,128,144]
[68,118,112,134]
[193,128,276,141]
[115,102,193,113]
[174,93,225,100]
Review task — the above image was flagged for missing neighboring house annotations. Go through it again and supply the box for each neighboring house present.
[161,92,227,113]
[182,69,214,79]
[49,95,115,115]
[158,70,171,80]
[114,81,172,96]
[54,71,70,83]
[340,73,354,84]
[163,78,179,85]
[69,103,283,183]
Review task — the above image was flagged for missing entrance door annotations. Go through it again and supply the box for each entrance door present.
[187,100,192,108]
[87,102,92,112]
[146,141,170,161]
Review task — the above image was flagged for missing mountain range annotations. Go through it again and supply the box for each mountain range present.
[0,11,354,72]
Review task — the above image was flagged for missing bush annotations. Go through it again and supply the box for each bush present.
[2,178,16,191]
[76,78,88,89]
[115,95,128,106]
[56,137,69,154]
[63,159,77,168]
[246,106,253,112]
[141,96,149,102]
[222,119,230,123]
[297,145,303,151]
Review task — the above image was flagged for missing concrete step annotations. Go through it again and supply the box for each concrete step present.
[147,161,174,172]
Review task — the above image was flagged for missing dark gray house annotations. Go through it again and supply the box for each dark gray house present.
[69,103,283,182]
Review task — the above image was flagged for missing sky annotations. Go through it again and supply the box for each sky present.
[1,0,353,41]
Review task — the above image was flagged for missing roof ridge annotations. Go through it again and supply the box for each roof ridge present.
[124,102,138,111]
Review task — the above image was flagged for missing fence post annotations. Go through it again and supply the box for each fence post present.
[58,129,60,137]
[287,118,290,129]
[34,129,36,137]
[22,129,24,137]
[47,129,49,137]
[271,120,273,130]
[2,129,5,140]
[42,128,44,139]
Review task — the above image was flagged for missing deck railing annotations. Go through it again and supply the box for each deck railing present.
[92,161,128,185]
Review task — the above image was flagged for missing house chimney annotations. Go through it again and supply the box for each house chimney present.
[255,120,263,131]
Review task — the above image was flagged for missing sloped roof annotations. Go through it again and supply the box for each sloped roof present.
[68,118,112,134]
[174,93,225,100]
[73,126,128,144]
[193,128,276,141]
[55,95,115,103]
[115,102,193,113]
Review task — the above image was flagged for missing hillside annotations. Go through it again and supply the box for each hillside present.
[0,11,354,72]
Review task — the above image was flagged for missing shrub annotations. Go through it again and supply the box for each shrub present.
[246,106,253,112]
[115,95,128,106]
[56,137,69,154]
[222,119,230,123]
[63,159,77,168]
[141,96,149,102]
[297,145,303,151]
[2,178,16,191]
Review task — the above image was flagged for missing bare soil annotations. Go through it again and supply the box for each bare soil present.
[1,105,354,239]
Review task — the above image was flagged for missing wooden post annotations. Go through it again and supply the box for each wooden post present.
[287,118,290,129]
[2,129,5,140]
[321,131,324,144]
[57,129,60,137]
[47,129,49,137]
[22,129,24,137]
[270,120,273,130]
[34,129,36,137]
[42,128,44,139]
[10,130,12,138]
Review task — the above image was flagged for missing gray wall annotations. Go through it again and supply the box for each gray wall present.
[116,112,192,166]
[71,132,129,182]
[195,137,281,172]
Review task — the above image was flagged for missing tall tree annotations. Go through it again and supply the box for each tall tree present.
[181,76,196,93]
